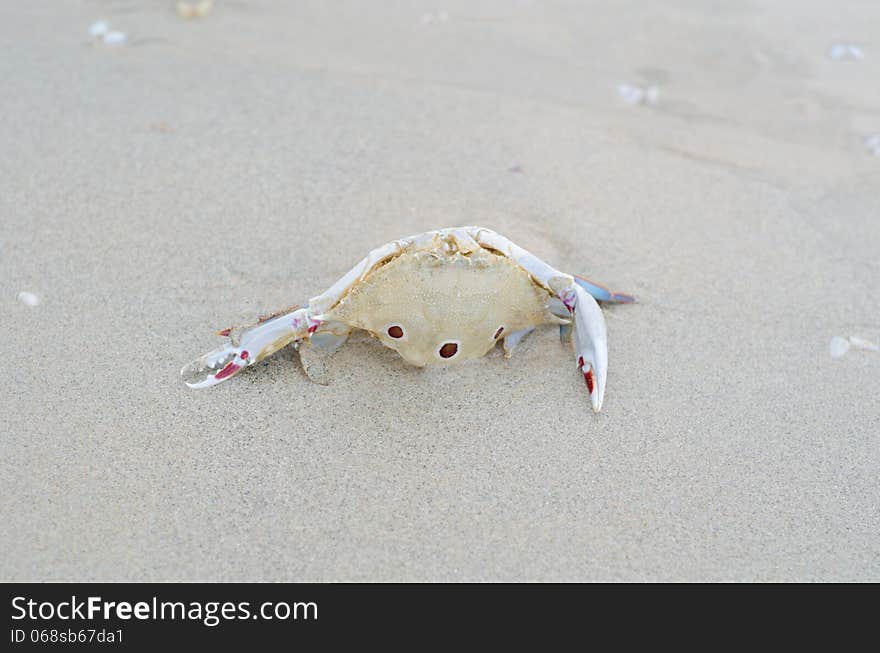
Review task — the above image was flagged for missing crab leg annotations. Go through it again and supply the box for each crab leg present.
[180,306,318,388]
[468,227,568,289]
[502,327,535,356]
[309,238,413,316]
[467,226,610,411]
[574,274,635,304]
[297,321,352,385]
[183,235,419,390]
[569,284,608,412]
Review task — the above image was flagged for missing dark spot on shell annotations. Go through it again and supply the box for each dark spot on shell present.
[494,326,504,339]
[387,325,404,339]
[439,342,458,358]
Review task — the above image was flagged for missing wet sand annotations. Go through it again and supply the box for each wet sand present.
[2,1,878,581]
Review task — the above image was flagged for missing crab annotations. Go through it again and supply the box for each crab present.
[181,227,633,411]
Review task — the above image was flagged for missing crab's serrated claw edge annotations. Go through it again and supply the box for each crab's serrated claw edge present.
[181,344,247,388]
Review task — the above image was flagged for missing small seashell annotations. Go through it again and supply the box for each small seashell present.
[829,336,850,358]
[17,291,40,307]
[618,84,644,105]
[177,0,214,19]
[102,31,127,46]
[421,11,449,25]
[828,43,865,60]
[89,20,110,38]
[828,44,847,59]
[618,83,658,106]
[848,335,879,352]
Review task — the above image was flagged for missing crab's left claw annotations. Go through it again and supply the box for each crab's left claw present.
[570,283,608,412]
[181,344,254,389]
[181,307,314,388]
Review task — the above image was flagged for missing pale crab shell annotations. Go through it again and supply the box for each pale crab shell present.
[322,245,567,367]
[181,227,631,411]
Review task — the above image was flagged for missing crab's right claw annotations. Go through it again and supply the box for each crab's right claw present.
[181,307,315,389]
[571,284,608,412]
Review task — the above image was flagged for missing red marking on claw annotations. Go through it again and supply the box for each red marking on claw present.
[240,350,249,360]
[562,290,576,313]
[584,368,594,394]
[577,356,594,393]
[308,324,319,334]
[216,328,232,337]
[214,361,241,381]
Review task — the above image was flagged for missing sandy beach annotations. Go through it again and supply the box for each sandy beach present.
[2,1,878,581]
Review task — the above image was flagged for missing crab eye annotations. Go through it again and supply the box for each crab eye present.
[438,342,458,358]
[387,325,404,339]
[494,326,504,339]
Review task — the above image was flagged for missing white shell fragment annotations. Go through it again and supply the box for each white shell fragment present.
[88,21,109,38]
[177,0,214,19]
[421,11,449,25]
[828,43,864,60]
[17,291,40,307]
[830,336,850,358]
[88,20,127,46]
[618,83,658,106]
[830,335,879,358]
[102,31,127,46]
[849,336,880,352]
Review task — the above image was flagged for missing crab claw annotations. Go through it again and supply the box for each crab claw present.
[571,283,608,412]
[181,345,252,388]
[181,307,316,388]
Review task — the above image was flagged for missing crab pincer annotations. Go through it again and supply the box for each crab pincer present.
[181,307,317,388]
